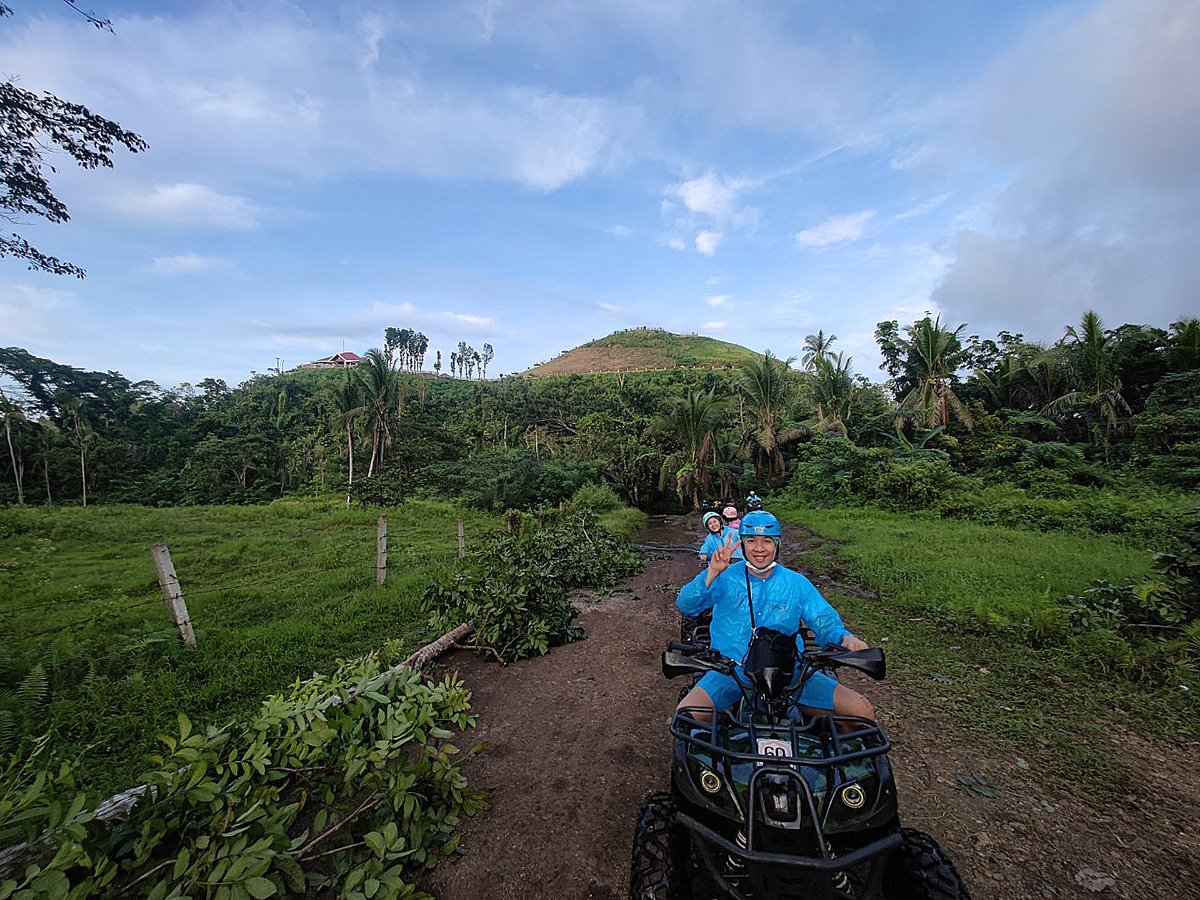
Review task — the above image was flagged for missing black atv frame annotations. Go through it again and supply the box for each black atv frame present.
[631,636,970,900]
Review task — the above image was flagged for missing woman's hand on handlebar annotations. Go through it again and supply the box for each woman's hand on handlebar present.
[840,634,869,652]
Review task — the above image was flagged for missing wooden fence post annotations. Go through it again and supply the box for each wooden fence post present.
[457,519,466,559]
[151,544,196,647]
[376,516,388,585]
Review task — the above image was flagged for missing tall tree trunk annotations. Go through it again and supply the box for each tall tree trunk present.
[346,421,354,507]
[79,445,87,507]
[4,415,23,504]
[43,458,52,505]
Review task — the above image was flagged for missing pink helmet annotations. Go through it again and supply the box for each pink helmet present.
[723,505,738,519]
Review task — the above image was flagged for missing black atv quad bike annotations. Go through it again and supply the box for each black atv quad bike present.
[630,630,969,900]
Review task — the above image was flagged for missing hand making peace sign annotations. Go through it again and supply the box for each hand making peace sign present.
[705,531,738,585]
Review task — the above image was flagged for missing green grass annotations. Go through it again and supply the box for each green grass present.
[776,504,1153,628]
[583,328,760,366]
[773,502,1198,796]
[0,498,501,793]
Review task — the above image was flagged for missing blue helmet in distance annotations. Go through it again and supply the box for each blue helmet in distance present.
[739,510,782,539]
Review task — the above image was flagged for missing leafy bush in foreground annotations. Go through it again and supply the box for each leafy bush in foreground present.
[421,512,644,664]
[0,657,482,899]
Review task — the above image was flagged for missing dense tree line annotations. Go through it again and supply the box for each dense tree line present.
[1,311,1197,512]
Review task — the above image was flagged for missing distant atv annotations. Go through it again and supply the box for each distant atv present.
[630,631,969,899]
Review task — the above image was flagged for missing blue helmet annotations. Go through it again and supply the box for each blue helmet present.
[739,510,782,538]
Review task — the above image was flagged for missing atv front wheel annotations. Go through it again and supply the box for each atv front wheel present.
[883,828,971,899]
[629,792,690,900]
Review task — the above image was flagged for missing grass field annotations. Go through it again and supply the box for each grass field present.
[773,503,1197,793]
[0,498,501,793]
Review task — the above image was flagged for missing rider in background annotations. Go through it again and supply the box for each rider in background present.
[699,511,743,566]
[745,491,762,511]
[722,504,741,531]
[676,510,874,723]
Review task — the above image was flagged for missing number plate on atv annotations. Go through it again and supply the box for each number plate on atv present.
[755,737,793,760]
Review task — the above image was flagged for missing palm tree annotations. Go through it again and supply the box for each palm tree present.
[897,316,974,430]
[329,372,365,506]
[658,389,726,508]
[357,348,401,477]
[809,353,857,435]
[801,330,837,372]
[1042,310,1131,452]
[1169,318,1200,371]
[738,350,801,479]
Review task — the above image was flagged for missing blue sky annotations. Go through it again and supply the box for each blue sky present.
[2,0,1197,388]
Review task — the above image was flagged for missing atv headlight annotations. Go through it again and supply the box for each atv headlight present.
[840,783,866,810]
[700,769,722,794]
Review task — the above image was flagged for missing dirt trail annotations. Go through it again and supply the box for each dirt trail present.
[424,520,1200,900]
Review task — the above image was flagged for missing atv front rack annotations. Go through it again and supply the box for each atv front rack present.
[671,706,894,890]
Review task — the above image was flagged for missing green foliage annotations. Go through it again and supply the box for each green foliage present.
[421,512,644,664]
[1063,521,1200,681]
[349,470,412,507]
[0,656,482,898]
[787,434,1192,547]
[417,450,599,512]
[564,482,623,515]
[786,434,960,511]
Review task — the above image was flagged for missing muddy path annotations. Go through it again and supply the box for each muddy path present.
[424,519,1200,900]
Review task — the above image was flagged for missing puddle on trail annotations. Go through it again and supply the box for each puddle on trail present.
[638,515,699,549]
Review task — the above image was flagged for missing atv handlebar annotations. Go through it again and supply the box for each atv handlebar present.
[662,641,886,683]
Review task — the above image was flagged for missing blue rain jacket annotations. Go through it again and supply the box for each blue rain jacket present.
[677,561,849,664]
[698,526,743,559]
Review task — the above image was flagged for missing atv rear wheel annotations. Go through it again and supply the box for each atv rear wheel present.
[883,828,971,899]
[629,792,690,900]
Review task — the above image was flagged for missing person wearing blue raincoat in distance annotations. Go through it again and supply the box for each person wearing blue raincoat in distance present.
[698,511,743,566]
[676,510,875,723]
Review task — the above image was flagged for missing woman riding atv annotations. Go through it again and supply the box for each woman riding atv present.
[699,511,743,566]
[676,511,874,724]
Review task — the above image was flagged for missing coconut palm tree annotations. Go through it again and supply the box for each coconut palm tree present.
[1169,318,1200,371]
[357,348,401,477]
[897,316,974,430]
[809,353,857,435]
[801,330,837,372]
[738,350,802,479]
[1042,310,1131,452]
[658,389,726,508]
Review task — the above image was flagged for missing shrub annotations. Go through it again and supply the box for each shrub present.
[565,481,623,515]
[421,512,644,664]
[0,656,482,898]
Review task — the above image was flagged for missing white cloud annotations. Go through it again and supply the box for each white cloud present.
[695,230,724,255]
[150,253,224,274]
[113,184,260,229]
[369,301,495,333]
[606,225,632,239]
[597,302,622,314]
[795,210,876,248]
[0,283,72,341]
[706,276,722,286]
[703,320,729,331]
[705,294,730,307]
[667,237,686,251]
[673,172,742,219]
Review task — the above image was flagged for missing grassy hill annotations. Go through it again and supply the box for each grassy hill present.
[526,328,761,376]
